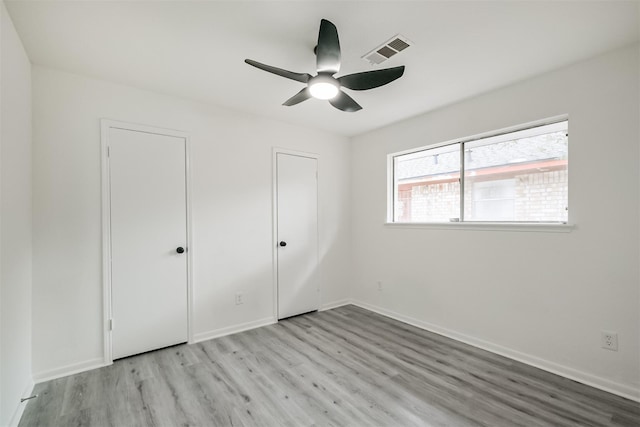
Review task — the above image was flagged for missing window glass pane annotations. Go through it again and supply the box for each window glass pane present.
[394,144,460,222]
[463,121,568,222]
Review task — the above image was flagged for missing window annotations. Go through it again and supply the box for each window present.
[390,119,568,223]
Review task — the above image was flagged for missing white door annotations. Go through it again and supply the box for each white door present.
[108,127,188,359]
[276,152,319,319]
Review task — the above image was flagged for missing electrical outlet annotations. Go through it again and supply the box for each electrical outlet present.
[377,281,382,291]
[235,293,244,305]
[601,331,618,351]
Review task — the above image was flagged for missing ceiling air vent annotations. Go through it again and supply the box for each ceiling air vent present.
[362,34,411,65]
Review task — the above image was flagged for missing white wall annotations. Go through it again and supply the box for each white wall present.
[27,30,638,404]
[0,2,33,426]
[31,66,351,378]
[350,45,640,399]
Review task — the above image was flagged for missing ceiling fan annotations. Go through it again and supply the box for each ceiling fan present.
[245,19,405,112]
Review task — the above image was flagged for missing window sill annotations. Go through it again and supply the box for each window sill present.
[384,222,574,233]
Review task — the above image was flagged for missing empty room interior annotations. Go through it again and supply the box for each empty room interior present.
[1,1,639,426]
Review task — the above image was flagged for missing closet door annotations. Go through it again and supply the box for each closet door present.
[276,152,319,319]
[108,126,188,359]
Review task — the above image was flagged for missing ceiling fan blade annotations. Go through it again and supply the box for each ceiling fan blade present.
[245,59,311,83]
[283,88,312,106]
[338,66,405,90]
[329,90,362,112]
[316,19,341,74]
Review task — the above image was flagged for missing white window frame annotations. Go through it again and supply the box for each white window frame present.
[386,115,573,233]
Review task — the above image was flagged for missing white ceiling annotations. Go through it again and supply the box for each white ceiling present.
[5,0,639,136]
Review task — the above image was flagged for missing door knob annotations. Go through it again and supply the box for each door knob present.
[176,247,185,254]
[279,241,287,247]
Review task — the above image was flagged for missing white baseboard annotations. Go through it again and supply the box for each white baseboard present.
[193,316,276,343]
[31,318,276,384]
[320,299,351,311]
[27,302,639,403]
[350,300,640,403]
[33,357,106,384]
[7,379,35,427]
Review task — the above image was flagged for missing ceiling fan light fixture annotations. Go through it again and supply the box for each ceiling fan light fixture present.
[245,19,405,111]
[308,76,339,100]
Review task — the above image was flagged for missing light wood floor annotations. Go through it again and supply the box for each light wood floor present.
[19,305,640,426]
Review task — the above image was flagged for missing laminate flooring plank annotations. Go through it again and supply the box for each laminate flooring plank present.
[250,326,318,370]
[291,314,531,427]
[153,358,215,427]
[181,361,247,426]
[219,349,316,426]
[276,317,472,427]
[300,312,471,383]
[332,308,511,371]
[130,346,206,427]
[349,308,640,425]
[121,351,161,382]
[194,340,294,426]
[18,305,640,427]
[611,411,640,427]
[290,362,393,426]
[300,310,621,427]
[17,378,67,427]
[287,315,402,377]
[322,308,606,425]
[95,362,149,427]
[56,406,100,427]
[59,369,100,417]
[338,306,513,368]
[310,312,548,427]
[507,361,640,421]
[340,310,615,426]
[234,347,349,427]
[226,328,305,371]
[240,326,396,422]
[244,327,394,427]
[334,308,632,425]
[248,326,405,427]
[464,368,610,426]
[295,313,509,426]
[208,334,243,355]
[215,351,306,427]
[154,343,202,372]
[389,372,526,427]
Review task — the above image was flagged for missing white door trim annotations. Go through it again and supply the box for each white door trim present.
[271,147,320,320]
[101,119,194,365]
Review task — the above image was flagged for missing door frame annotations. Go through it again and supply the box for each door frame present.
[271,147,320,320]
[100,119,194,365]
